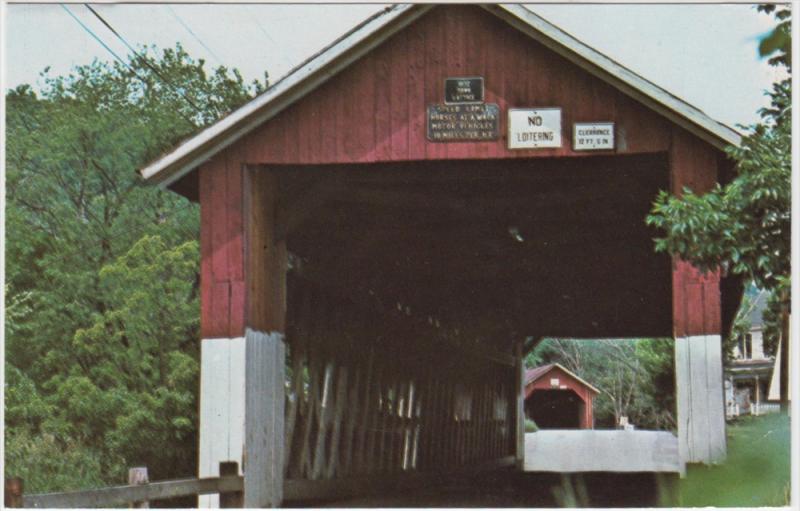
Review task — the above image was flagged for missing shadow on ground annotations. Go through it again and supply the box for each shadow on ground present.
[287,470,673,508]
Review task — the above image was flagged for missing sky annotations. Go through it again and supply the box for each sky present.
[1,3,786,129]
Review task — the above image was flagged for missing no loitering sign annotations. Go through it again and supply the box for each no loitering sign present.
[508,108,562,149]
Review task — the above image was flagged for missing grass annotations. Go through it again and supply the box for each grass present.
[677,412,791,507]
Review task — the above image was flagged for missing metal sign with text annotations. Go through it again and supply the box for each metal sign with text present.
[427,103,500,142]
[573,122,615,151]
[508,108,562,149]
[444,77,484,104]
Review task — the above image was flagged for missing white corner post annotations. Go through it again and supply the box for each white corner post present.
[198,337,246,508]
[199,332,286,509]
[244,329,285,507]
[675,335,726,465]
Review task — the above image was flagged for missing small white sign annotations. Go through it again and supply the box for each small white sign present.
[573,122,615,150]
[508,108,562,149]
[550,378,560,387]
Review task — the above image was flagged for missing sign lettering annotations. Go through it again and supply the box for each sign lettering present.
[427,103,500,142]
[508,108,562,149]
[444,77,484,104]
[573,122,615,150]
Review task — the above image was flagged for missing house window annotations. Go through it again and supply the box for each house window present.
[737,333,753,359]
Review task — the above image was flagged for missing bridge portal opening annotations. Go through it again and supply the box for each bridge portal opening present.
[269,152,673,489]
[527,389,583,429]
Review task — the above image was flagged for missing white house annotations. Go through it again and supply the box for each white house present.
[724,291,780,418]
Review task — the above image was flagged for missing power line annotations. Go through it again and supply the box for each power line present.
[83,4,206,121]
[247,6,295,68]
[165,5,225,66]
[60,4,133,75]
[59,4,198,128]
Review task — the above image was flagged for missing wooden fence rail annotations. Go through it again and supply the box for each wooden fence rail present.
[6,463,243,509]
[7,456,516,508]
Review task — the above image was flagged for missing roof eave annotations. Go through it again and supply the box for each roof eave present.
[551,363,602,395]
[141,2,743,188]
[140,4,433,187]
[486,4,742,152]
[526,362,602,395]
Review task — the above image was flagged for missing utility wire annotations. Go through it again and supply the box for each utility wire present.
[247,6,295,68]
[165,5,225,66]
[60,4,198,128]
[83,3,206,123]
[60,4,133,76]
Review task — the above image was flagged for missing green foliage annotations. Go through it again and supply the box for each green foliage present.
[5,44,264,489]
[757,4,791,69]
[529,338,675,430]
[524,418,539,433]
[646,6,790,300]
[4,430,107,494]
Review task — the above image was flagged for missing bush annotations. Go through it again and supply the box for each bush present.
[525,418,539,432]
[4,430,109,493]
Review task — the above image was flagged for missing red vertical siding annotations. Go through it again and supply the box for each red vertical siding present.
[406,21,426,161]
[235,5,677,164]
[374,51,393,161]
[388,29,409,160]
[670,126,722,337]
[673,261,722,338]
[197,4,726,340]
[318,78,338,163]
[200,147,246,338]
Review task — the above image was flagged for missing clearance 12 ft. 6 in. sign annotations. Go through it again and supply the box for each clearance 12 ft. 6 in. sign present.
[507,108,562,149]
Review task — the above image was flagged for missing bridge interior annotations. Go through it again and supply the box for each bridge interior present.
[269,152,676,504]
[278,151,673,344]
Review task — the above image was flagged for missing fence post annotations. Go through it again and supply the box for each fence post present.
[128,467,149,508]
[4,477,23,508]
[219,462,243,508]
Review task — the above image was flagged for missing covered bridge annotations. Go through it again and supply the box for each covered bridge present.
[140,4,741,507]
[525,363,599,429]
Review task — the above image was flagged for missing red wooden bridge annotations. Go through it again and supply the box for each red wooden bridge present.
[139,4,739,506]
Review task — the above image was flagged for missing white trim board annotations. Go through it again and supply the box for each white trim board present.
[140,4,430,187]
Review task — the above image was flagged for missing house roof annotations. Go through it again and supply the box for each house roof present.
[525,362,601,395]
[140,4,742,187]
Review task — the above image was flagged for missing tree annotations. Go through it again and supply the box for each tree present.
[646,5,791,409]
[5,44,266,491]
